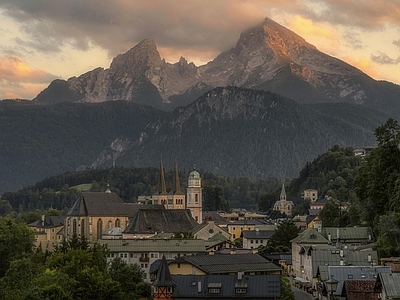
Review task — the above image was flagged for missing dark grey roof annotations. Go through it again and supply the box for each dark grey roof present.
[321,227,373,243]
[262,252,292,266]
[171,274,280,299]
[153,255,176,287]
[125,203,164,218]
[67,192,128,216]
[313,250,379,278]
[308,208,321,216]
[203,211,229,225]
[29,216,64,228]
[123,209,198,234]
[243,230,275,239]
[179,254,281,274]
[227,219,270,226]
[323,265,391,297]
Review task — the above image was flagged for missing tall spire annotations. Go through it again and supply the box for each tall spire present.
[280,183,286,202]
[158,160,167,194]
[172,160,181,193]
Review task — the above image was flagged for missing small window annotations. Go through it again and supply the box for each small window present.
[348,274,353,279]
[236,288,247,294]
[209,288,220,294]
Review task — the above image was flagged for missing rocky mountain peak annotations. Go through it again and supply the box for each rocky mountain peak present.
[110,38,162,72]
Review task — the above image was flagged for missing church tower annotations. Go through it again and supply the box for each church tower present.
[170,161,185,209]
[280,183,286,205]
[186,167,202,223]
[153,160,168,207]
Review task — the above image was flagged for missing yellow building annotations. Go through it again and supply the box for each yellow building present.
[65,191,130,242]
[28,215,64,251]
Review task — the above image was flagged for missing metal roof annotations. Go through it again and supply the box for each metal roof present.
[313,249,379,278]
[124,209,198,234]
[322,227,373,243]
[179,253,281,274]
[67,192,129,216]
[171,274,280,299]
[323,265,391,297]
[375,273,400,298]
[291,227,329,244]
[243,230,275,239]
[97,238,206,253]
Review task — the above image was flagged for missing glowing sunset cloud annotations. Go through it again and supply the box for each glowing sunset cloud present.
[0,1,399,99]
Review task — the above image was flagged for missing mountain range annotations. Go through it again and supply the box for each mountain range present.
[34,18,400,117]
[1,17,399,192]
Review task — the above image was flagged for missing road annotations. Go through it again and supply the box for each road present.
[292,286,314,300]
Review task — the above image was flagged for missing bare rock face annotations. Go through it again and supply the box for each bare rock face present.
[34,18,400,115]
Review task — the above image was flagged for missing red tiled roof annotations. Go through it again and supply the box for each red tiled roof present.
[344,280,378,300]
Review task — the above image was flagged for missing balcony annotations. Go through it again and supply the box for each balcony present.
[139,257,149,262]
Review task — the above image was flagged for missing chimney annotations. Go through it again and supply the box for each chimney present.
[368,253,372,262]
[197,281,202,293]
[328,233,331,242]
[256,227,259,232]
[238,270,243,281]
[340,250,344,257]
[41,215,45,227]
[337,228,340,241]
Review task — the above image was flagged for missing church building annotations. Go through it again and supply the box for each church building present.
[147,161,203,223]
[273,183,294,216]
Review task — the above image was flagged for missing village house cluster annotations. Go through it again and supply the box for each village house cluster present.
[28,163,400,299]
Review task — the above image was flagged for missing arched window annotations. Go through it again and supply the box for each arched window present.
[97,219,103,240]
[115,219,120,228]
[73,219,77,236]
[81,219,85,237]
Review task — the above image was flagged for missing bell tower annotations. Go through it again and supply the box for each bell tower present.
[186,166,202,223]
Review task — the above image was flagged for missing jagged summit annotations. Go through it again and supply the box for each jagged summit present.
[34,17,400,116]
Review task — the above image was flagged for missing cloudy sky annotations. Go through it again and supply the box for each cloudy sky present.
[0,0,399,100]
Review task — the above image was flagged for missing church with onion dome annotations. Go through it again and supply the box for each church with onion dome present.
[141,161,203,223]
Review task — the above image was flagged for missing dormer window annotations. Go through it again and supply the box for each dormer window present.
[208,283,221,294]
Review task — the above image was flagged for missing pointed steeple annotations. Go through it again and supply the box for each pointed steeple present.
[280,183,286,202]
[158,160,167,194]
[172,160,181,193]
[153,255,176,288]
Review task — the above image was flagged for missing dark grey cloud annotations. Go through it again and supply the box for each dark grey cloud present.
[371,52,400,65]
[343,31,363,50]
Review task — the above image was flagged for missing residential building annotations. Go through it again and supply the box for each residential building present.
[226,219,275,241]
[98,238,206,281]
[28,215,64,251]
[163,253,282,276]
[191,218,230,241]
[317,265,391,300]
[303,189,318,202]
[273,183,294,216]
[152,254,281,300]
[242,228,275,249]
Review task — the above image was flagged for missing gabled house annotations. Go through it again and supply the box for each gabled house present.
[151,254,281,300]
[226,219,275,241]
[29,215,64,251]
[191,218,231,241]
[291,227,330,283]
[374,273,400,300]
[242,229,275,249]
[317,265,391,299]
[341,280,379,300]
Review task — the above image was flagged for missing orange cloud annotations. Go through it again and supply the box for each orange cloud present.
[0,55,57,83]
[342,56,379,79]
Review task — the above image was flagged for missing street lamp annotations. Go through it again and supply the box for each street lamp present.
[325,276,339,300]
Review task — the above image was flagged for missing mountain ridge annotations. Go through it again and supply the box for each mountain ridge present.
[32,17,400,117]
